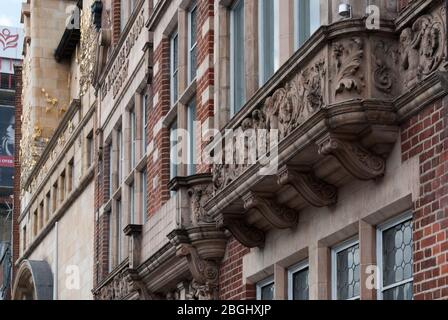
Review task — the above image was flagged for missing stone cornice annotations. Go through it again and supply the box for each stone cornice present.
[395,0,436,31]
[146,0,170,31]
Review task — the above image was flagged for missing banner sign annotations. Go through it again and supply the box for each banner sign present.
[0,106,14,189]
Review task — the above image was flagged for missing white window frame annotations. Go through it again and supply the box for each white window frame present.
[143,94,148,153]
[376,211,414,300]
[130,108,136,168]
[170,31,179,106]
[187,4,198,84]
[130,182,135,224]
[187,99,196,176]
[256,276,275,300]
[108,212,113,272]
[258,0,280,87]
[141,170,147,224]
[287,260,309,300]
[331,237,360,300]
[230,0,245,117]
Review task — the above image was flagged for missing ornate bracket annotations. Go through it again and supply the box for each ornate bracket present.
[278,165,337,207]
[176,244,219,300]
[318,135,385,180]
[216,213,265,248]
[243,192,298,229]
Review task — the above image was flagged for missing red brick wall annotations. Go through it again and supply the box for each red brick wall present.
[401,98,448,300]
[11,65,22,298]
[219,238,255,300]
[147,39,171,217]
[112,0,121,45]
[196,0,214,174]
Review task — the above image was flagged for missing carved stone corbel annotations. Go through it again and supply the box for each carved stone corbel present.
[278,165,337,207]
[243,192,298,229]
[216,213,265,248]
[318,135,385,180]
[176,244,219,300]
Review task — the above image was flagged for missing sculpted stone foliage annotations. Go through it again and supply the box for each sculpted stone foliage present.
[213,60,327,192]
[79,7,98,97]
[97,269,130,300]
[333,38,365,95]
[400,8,447,89]
[373,40,399,94]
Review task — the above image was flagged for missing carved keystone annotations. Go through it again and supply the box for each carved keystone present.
[278,165,337,207]
[216,213,265,248]
[318,135,385,180]
[243,192,298,229]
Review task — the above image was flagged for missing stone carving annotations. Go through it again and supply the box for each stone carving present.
[217,213,265,248]
[278,165,337,208]
[97,269,130,300]
[243,192,298,229]
[400,9,446,89]
[213,60,327,192]
[79,7,98,97]
[188,184,214,225]
[177,244,219,300]
[373,40,398,94]
[333,38,365,95]
[318,136,385,181]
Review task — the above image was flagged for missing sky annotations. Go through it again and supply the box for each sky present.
[0,0,24,28]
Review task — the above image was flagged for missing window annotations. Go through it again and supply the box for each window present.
[142,94,148,153]
[117,128,123,185]
[377,213,413,300]
[45,192,51,222]
[256,276,275,300]
[288,261,309,300]
[38,202,44,230]
[294,0,321,49]
[87,132,94,167]
[60,171,66,203]
[130,183,135,224]
[331,238,360,300]
[52,182,58,211]
[120,0,127,31]
[68,159,75,193]
[259,0,279,85]
[116,200,123,263]
[230,0,246,115]
[22,226,26,252]
[108,143,113,197]
[130,109,136,168]
[108,212,113,272]
[33,210,38,237]
[142,170,147,224]
[169,121,178,181]
[170,31,179,105]
[188,3,198,83]
[187,99,196,176]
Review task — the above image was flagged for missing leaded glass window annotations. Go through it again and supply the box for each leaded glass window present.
[256,277,274,300]
[378,215,413,300]
[332,239,360,300]
[288,261,309,300]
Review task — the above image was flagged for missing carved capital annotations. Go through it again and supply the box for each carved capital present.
[278,165,337,207]
[318,136,385,180]
[243,192,298,229]
[217,213,265,248]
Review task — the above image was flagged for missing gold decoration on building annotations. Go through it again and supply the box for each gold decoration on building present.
[79,7,98,97]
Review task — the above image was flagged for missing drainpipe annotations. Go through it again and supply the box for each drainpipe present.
[53,221,59,300]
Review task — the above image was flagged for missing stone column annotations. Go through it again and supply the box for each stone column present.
[359,220,377,300]
[274,264,287,300]
[244,0,259,98]
[309,243,331,300]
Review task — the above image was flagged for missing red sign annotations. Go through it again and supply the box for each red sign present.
[0,28,19,51]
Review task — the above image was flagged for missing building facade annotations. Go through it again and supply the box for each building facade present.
[0,25,22,300]
[12,0,448,300]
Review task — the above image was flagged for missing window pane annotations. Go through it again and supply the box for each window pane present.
[261,283,274,300]
[142,171,147,224]
[170,122,178,180]
[383,282,413,300]
[231,0,246,114]
[189,6,198,82]
[292,268,309,300]
[296,0,320,49]
[171,33,178,104]
[382,219,413,300]
[336,243,360,300]
[260,0,276,84]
